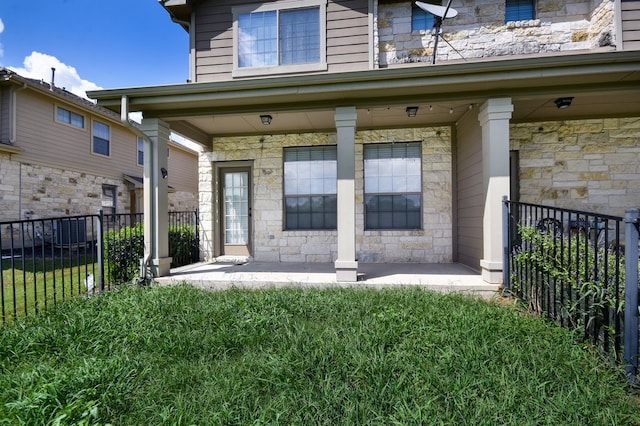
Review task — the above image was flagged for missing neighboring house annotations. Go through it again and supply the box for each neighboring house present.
[0,67,198,225]
[89,0,640,283]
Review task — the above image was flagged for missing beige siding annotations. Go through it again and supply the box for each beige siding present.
[0,87,9,143]
[622,1,640,50]
[12,90,143,180]
[193,0,370,82]
[455,111,483,271]
[168,144,198,195]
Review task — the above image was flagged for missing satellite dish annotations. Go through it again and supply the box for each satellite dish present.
[415,1,458,18]
[415,1,460,64]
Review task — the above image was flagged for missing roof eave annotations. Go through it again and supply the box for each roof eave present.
[88,50,640,115]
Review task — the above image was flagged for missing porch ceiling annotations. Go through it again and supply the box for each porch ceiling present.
[88,51,640,145]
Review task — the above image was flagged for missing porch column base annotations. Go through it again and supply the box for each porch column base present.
[480,259,503,284]
[335,260,359,282]
[152,257,173,277]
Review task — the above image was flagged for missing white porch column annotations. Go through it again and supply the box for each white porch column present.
[334,106,358,282]
[478,98,513,284]
[140,118,172,277]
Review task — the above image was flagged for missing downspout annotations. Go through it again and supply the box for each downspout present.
[10,80,28,219]
[120,95,153,283]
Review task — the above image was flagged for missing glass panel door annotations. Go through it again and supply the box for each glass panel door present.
[222,169,251,256]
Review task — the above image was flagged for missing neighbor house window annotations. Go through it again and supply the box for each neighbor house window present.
[364,142,422,230]
[233,0,327,77]
[284,146,337,230]
[102,184,117,215]
[412,3,435,31]
[506,0,534,22]
[92,120,110,156]
[137,137,144,166]
[56,106,84,129]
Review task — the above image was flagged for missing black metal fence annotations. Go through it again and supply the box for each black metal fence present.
[0,211,199,324]
[504,200,639,385]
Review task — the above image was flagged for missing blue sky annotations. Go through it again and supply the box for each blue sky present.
[0,0,189,99]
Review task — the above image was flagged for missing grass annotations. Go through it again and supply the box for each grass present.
[0,284,638,425]
[1,256,99,323]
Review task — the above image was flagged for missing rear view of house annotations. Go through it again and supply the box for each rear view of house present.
[89,0,640,282]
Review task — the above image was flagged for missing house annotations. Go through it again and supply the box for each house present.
[88,0,640,283]
[0,67,198,225]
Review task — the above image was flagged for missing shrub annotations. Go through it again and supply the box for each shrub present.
[103,224,197,284]
[103,224,144,284]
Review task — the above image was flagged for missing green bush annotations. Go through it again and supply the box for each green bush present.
[168,224,197,268]
[103,224,197,284]
[103,224,144,284]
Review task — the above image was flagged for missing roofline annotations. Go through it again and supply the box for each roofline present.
[0,68,133,128]
[88,50,640,115]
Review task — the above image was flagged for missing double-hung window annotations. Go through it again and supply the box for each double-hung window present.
[284,146,337,230]
[56,106,84,129]
[505,0,535,22]
[233,0,327,77]
[137,137,144,166]
[92,120,110,156]
[364,142,422,230]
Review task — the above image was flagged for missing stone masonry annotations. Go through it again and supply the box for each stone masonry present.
[512,117,640,216]
[378,0,615,66]
[198,127,453,264]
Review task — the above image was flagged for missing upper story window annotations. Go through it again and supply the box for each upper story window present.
[232,0,327,77]
[506,0,535,22]
[412,3,435,32]
[92,120,110,157]
[137,137,144,166]
[364,142,422,230]
[284,146,337,230]
[56,106,84,129]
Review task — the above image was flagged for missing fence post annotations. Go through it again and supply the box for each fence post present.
[97,210,105,293]
[502,196,510,294]
[623,208,639,385]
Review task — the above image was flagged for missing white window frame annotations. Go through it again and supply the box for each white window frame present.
[137,137,144,166]
[55,105,85,130]
[91,120,111,157]
[232,0,328,78]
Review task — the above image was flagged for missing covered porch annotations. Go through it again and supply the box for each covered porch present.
[88,51,640,284]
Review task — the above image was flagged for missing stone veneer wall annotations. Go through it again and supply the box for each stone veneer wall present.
[512,117,640,216]
[378,0,615,66]
[198,127,453,263]
[0,156,197,221]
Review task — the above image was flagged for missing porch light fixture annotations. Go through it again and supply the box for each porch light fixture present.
[405,106,419,117]
[554,97,574,109]
[161,167,168,179]
[260,114,272,125]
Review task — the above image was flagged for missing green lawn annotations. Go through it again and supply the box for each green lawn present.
[1,257,99,323]
[0,284,637,425]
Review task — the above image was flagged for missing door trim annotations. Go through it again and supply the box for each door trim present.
[213,161,253,258]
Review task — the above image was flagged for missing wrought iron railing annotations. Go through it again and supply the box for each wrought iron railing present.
[504,200,639,385]
[1,211,199,324]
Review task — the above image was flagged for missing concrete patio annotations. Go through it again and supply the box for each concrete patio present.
[154,261,500,299]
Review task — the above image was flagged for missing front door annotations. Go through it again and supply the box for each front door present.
[220,169,251,256]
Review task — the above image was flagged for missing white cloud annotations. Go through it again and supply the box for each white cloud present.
[0,18,4,58]
[9,51,102,100]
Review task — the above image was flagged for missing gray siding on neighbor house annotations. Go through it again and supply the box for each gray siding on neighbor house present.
[455,112,483,271]
[622,0,640,50]
[193,0,370,82]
